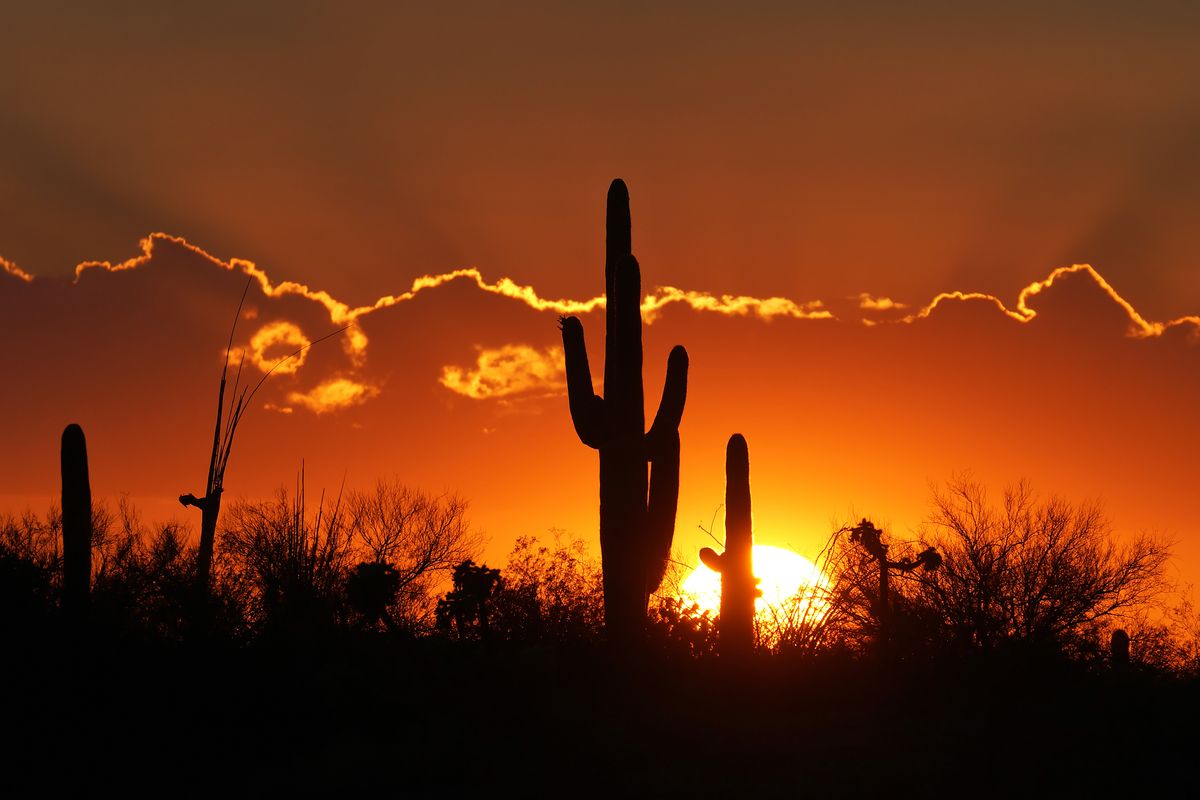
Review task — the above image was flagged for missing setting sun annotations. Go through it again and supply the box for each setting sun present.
[680,544,829,621]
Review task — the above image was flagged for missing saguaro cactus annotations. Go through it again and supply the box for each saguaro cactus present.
[560,179,689,642]
[699,434,760,659]
[60,423,92,619]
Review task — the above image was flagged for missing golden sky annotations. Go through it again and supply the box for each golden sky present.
[1,3,1198,577]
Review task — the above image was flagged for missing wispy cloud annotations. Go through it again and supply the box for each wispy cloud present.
[247,320,310,374]
[642,288,831,322]
[898,263,1200,336]
[857,293,907,311]
[1,254,33,283]
[70,232,835,350]
[440,345,566,400]
[23,232,1199,411]
[286,378,380,414]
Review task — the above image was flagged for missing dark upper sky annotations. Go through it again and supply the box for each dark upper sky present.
[4,2,1200,316]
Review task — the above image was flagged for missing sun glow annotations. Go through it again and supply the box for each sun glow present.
[680,544,830,622]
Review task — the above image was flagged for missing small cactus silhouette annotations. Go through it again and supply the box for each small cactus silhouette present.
[60,423,92,621]
[699,434,761,659]
[1110,628,1130,671]
[560,179,689,643]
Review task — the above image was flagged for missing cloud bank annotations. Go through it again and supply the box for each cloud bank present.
[7,232,1198,413]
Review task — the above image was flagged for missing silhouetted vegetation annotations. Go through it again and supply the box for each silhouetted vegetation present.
[60,423,91,624]
[698,433,759,659]
[488,533,605,643]
[5,450,1197,794]
[4,180,1197,794]
[560,178,689,643]
[181,282,345,615]
[348,480,481,630]
[221,478,355,638]
[435,560,503,638]
[910,476,1173,661]
[847,517,942,659]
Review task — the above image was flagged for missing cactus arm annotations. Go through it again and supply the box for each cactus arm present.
[699,547,724,572]
[645,428,680,592]
[560,316,605,448]
[646,345,689,455]
[644,344,687,595]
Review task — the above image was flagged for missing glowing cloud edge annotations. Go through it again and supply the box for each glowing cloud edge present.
[2,232,1189,409]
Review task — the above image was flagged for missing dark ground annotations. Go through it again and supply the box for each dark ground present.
[3,629,1195,797]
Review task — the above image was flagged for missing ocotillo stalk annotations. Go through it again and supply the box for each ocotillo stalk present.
[560,179,689,643]
[61,423,92,620]
[181,283,343,606]
[699,434,759,659]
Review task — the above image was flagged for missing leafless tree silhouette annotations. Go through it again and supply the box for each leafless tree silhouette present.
[346,480,481,629]
[908,475,1172,655]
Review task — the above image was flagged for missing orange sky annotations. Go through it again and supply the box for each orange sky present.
[1,3,1198,583]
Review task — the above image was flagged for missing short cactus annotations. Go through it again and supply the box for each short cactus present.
[699,434,760,659]
[436,560,503,639]
[560,179,689,643]
[60,423,92,620]
[1110,628,1130,671]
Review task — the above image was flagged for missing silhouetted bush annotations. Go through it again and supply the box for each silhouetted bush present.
[89,498,248,640]
[819,523,948,661]
[1,502,248,641]
[867,476,1174,660]
[346,560,402,632]
[220,483,354,638]
[1098,601,1200,675]
[436,559,503,638]
[0,514,55,633]
[647,597,717,658]
[489,533,604,642]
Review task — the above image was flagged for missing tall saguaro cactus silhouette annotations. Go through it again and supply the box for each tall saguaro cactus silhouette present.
[560,179,689,642]
[699,434,760,659]
[60,423,92,621]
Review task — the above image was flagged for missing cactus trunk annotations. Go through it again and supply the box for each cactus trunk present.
[60,423,92,621]
[561,179,689,644]
[699,434,757,659]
